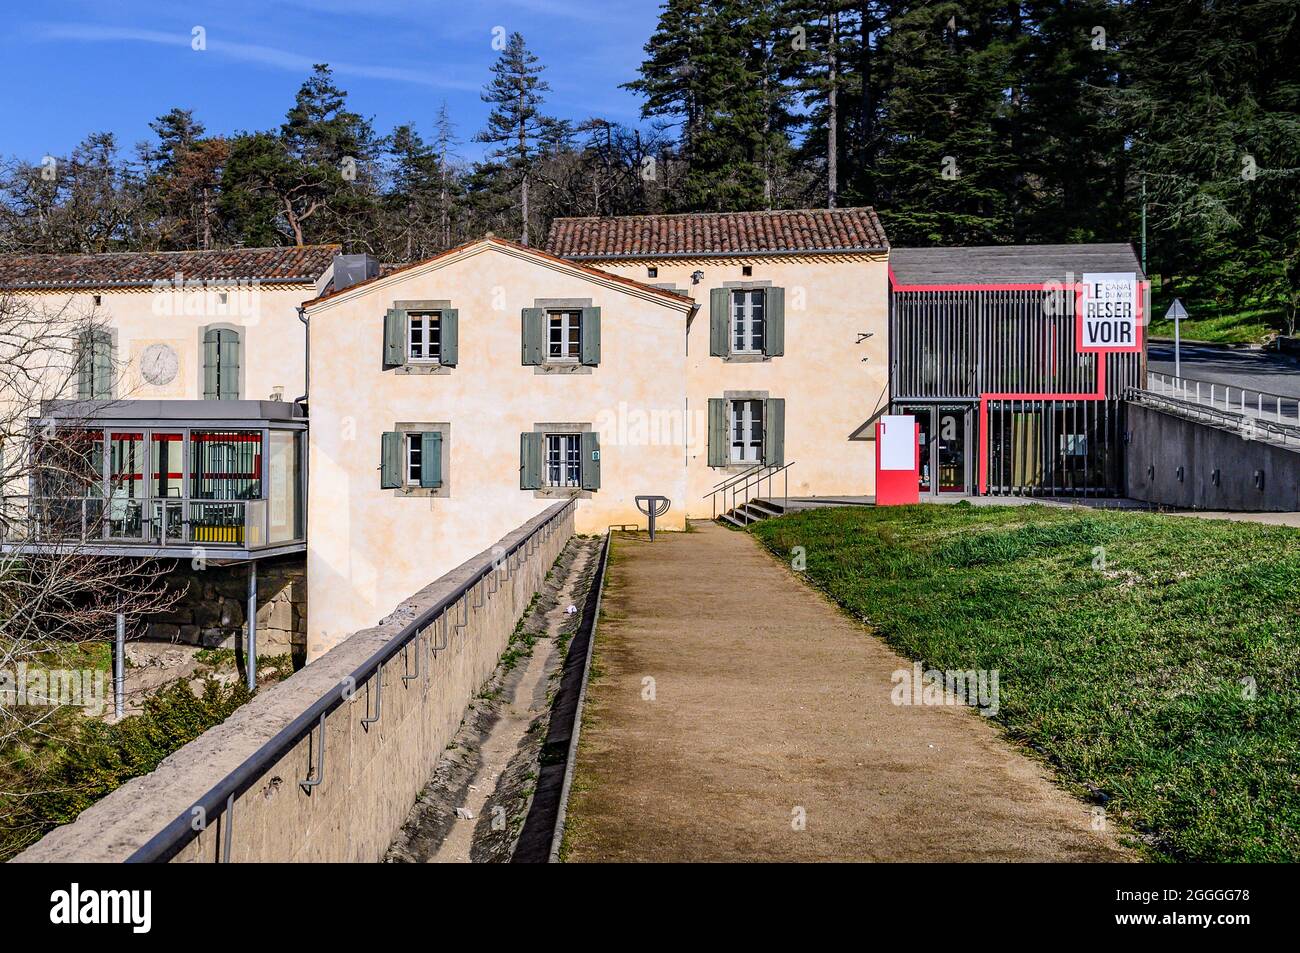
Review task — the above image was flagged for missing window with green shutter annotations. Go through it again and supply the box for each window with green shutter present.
[580,306,601,366]
[382,429,446,491]
[383,308,406,367]
[707,398,728,467]
[77,330,113,400]
[419,431,442,487]
[763,287,785,357]
[580,430,601,490]
[380,431,402,488]
[521,308,545,365]
[520,431,544,488]
[763,398,786,467]
[709,289,729,357]
[440,309,459,366]
[202,327,240,400]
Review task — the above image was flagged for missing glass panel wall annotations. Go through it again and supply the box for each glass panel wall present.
[107,432,145,539]
[25,423,302,549]
[190,430,261,545]
[267,429,301,543]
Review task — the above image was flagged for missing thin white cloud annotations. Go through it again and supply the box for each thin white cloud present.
[31,22,480,92]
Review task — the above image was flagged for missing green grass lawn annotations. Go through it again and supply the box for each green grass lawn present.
[751,503,1300,862]
[1147,297,1286,345]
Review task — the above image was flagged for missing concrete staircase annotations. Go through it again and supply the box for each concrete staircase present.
[717,497,788,528]
[717,495,876,528]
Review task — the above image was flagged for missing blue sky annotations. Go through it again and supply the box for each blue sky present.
[0,0,663,164]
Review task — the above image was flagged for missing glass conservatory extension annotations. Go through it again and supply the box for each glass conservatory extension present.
[4,401,305,559]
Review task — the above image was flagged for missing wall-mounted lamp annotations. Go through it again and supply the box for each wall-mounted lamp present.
[691,270,704,285]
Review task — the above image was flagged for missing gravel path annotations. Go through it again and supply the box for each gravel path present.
[562,522,1134,862]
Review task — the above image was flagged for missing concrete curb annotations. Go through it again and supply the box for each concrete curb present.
[547,530,611,863]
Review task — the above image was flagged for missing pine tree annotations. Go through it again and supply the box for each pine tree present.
[476,33,552,245]
[627,0,797,210]
[141,108,228,250]
[220,65,378,247]
[871,1,1019,244]
[1117,0,1300,326]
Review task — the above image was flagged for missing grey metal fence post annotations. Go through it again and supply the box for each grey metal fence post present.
[114,612,125,718]
[246,561,258,692]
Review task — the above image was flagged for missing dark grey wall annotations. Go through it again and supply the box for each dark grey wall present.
[1125,402,1300,510]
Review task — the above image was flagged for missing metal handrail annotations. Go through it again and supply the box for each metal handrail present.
[8,495,275,548]
[1148,371,1300,425]
[704,460,796,520]
[125,497,575,863]
[1129,388,1300,449]
[711,462,765,490]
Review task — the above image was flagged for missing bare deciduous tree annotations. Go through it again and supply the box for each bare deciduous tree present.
[0,292,174,748]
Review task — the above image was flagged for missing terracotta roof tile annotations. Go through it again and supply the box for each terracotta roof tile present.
[545,208,889,259]
[0,245,339,290]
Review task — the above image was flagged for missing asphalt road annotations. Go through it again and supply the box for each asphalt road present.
[1148,342,1300,399]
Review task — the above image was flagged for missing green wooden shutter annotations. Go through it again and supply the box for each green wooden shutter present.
[383,308,406,367]
[420,431,442,488]
[202,339,218,399]
[763,398,786,467]
[707,398,728,467]
[219,330,240,398]
[92,333,112,399]
[581,431,601,491]
[709,288,729,357]
[521,308,545,365]
[520,432,543,489]
[764,287,785,357]
[380,431,402,488]
[77,333,94,398]
[580,306,601,366]
[440,309,458,366]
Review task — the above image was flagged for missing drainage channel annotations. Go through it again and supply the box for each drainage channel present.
[385,532,607,863]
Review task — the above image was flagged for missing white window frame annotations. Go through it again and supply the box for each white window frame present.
[407,311,441,363]
[544,433,582,487]
[548,310,582,362]
[730,399,764,464]
[731,289,765,354]
[405,433,423,486]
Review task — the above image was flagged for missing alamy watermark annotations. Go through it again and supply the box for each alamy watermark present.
[1,664,109,715]
[891,662,999,717]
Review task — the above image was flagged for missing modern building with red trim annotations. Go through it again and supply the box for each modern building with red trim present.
[889,244,1147,498]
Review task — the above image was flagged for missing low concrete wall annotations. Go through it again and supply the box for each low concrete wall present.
[1125,401,1300,510]
[16,501,574,863]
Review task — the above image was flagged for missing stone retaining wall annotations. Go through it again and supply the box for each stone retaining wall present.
[145,556,306,659]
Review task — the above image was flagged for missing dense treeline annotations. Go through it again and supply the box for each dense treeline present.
[0,2,1296,324]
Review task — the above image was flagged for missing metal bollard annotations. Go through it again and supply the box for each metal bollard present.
[633,495,671,541]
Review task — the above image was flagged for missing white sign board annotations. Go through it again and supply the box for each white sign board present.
[879,415,916,471]
[1079,272,1140,352]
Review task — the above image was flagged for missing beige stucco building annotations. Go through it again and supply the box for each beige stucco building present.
[302,237,697,654]
[303,210,889,656]
[547,210,891,515]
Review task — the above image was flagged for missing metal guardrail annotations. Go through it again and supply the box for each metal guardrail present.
[1128,387,1300,450]
[125,497,575,863]
[8,496,274,548]
[1148,371,1300,425]
[705,461,795,519]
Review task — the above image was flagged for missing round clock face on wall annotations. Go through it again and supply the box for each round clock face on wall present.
[140,343,179,386]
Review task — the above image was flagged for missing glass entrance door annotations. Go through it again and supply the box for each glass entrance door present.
[934,405,970,495]
[894,404,973,497]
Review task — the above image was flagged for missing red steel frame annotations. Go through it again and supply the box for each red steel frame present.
[888,269,1148,494]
